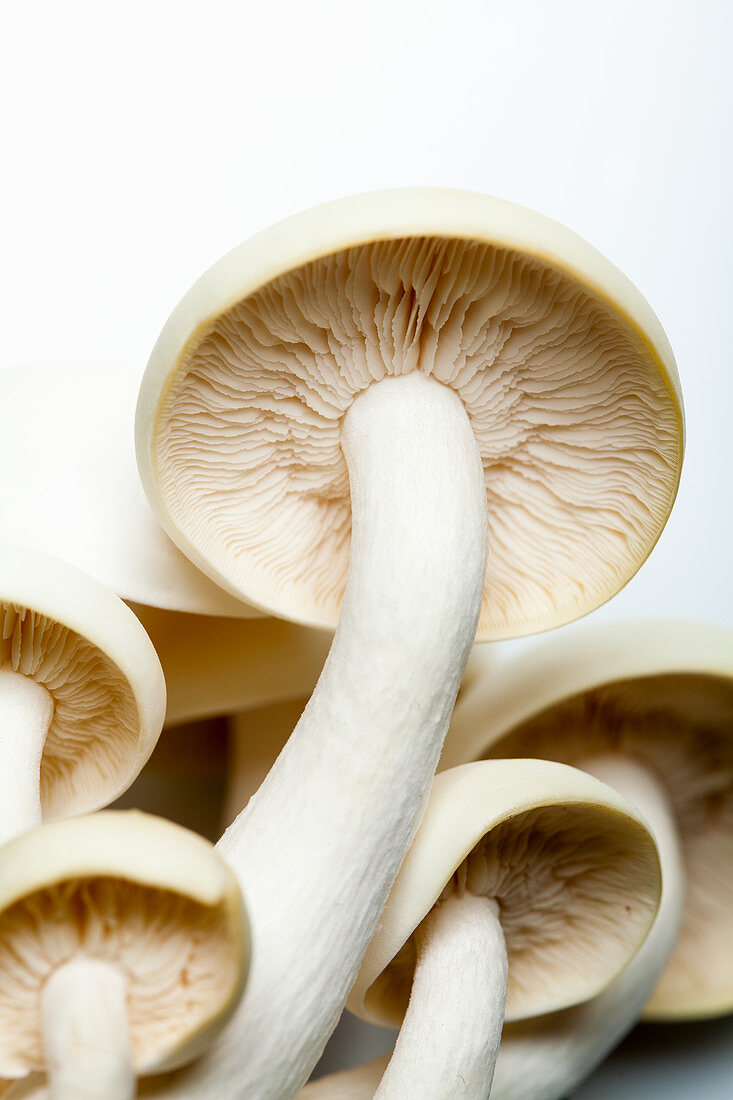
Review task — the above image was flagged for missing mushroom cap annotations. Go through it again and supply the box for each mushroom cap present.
[0,546,166,819]
[127,602,330,727]
[0,364,259,617]
[136,188,683,641]
[440,620,733,1020]
[348,758,661,1027]
[0,810,248,1077]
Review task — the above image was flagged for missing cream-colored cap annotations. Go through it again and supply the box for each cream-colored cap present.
[136,188,683,640]
[128,603,330,727]
[348,758,660,1027]
[0,810,248,1078]
[441,620,733,1020]
[0,365,257,617]
[0,547,166,818]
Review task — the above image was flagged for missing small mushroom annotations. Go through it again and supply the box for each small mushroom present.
[0,364,259,617]
[437,619,733,1096]
[135,189,683,1095]
[298,810,681,1100]
[0,810,248,1099]
[347,759,661,1098]
[0,546,166,843]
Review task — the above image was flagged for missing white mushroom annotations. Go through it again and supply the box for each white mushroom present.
[347,759,661,1098]
[297,759,682,1100]
[0,811,248,1099]
[435,618,733,1096]
[0,546,165,843]
[135,188,683,1096]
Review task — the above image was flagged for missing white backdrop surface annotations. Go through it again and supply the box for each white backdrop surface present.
[1,1,731,1094]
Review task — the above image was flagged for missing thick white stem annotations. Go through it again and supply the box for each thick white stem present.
[487,754,685,1100]
[0,669,53,843]
[42,956,133,1100]
[377,894,506,1100]
[158,373,487,1100]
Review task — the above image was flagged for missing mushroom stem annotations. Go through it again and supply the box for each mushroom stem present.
[208,372,488,1097]
[42,955,133,1100]
[0,670,53,842]
[376,894,506,1099]
[486,753,685,1100]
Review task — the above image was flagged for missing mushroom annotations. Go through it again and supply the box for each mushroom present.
[0,810,248,1099]
[134,188,683,1095]
[434,618,733,1096]
[127,604,330,727]
[346,758,661,1098]
[0,546,166,843]
[0,364,259,617]
[298,820,681,1100]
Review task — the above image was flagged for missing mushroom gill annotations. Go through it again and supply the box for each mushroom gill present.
[365,799,657,1026]
[1,603,140,819]
[155,236,680,638]
[0,877,238,1076]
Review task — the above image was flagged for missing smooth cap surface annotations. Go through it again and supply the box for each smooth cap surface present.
[0,365,258,617]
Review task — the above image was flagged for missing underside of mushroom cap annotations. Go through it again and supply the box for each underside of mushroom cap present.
[348,759,661,1028]
[441,621,733,1019]
[137,189,683,640]
[0,811,248,1078]
[0,547,166,818]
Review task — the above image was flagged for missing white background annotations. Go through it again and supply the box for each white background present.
[2,1,732,1093]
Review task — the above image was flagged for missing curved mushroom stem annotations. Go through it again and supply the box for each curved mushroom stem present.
[202,372,488,1098]
[0,670,53,843]
[42,956,133,1100]
[486,753,685,1100]
[376,894,506,1100]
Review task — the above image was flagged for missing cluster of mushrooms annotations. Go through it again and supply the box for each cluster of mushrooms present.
[0,188,730,1100]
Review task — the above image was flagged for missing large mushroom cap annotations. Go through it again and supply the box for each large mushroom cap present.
[0,810,248,1078]
[348,759,661,1027]
[0,546,166,819]
[441,621,733,1020]
[0,364,258,617]
[137,188,683,639]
